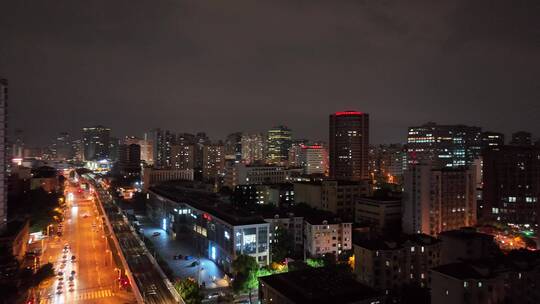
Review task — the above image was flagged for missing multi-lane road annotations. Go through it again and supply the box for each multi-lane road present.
[36,181,135,304]
[92,181,181,304]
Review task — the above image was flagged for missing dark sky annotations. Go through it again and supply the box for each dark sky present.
[1,0,539,146]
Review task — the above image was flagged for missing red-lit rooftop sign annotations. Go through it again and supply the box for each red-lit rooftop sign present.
[300,144,323,149]
[334,110,363,116]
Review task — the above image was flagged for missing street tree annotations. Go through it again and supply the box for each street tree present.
[174,278,203,304]
[231,254,259,303]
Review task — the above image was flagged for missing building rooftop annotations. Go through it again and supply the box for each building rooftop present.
[294,179,365,186]
[432,250,540,280]
[31,166,57,178]
[432,263,486,280]
[358,197,401,203]
[252,203,348,225]
[259,267,379,304]
[354,233,440,251]
[150,184,267,226]
[439,228,494,241]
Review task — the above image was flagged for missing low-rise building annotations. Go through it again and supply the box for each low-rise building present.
[354,234,441,292]
[355,197,401,235]
[233,183,294,207]
[148,183,270,271]
[294,180,370,220]
[259,267,382,304]
[304,216,352,259]
[225,163,303,187]
[142,167,194,191]
[439,228,500,264]
[264,212,304,255]
[431,250,540,304]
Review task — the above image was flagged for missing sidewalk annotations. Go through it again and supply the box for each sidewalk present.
[138,217,230,290]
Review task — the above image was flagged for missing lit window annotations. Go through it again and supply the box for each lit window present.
[478,282,482,288]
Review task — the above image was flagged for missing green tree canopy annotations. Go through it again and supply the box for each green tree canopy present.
[174,278,203,304]
[33,263,55,286]
[232,254,259,303]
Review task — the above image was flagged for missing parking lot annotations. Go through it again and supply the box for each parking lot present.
[138,217,230,290]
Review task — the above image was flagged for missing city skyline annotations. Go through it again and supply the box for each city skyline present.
[2,2,540,304]
[2,0,539,145]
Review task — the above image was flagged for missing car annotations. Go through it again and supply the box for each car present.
[71,255,76,260]
[58,277,64,281]
[71,270,76,275]
[56,290,63,295]
[57,271,63,276]
[152,232,160,237]
[69,288,74,292]
[56,285,62,290]
[68,276,74,281]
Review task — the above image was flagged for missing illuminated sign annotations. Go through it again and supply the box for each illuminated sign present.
[334,111,363,116]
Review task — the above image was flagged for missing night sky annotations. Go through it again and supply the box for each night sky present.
[1,0,539,145]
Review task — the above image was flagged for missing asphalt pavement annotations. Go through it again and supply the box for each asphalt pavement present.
[36,182,135,304]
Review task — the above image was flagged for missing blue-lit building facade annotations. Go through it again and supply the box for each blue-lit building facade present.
[146,186,270,272]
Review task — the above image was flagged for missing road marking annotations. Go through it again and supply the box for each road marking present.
[45,289,113,301]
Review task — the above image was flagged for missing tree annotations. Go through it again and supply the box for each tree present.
[305,258,325,268]
[231,254,259,304]
[270,226,294,263]
[174,278,203,304]
[32,263,55,286]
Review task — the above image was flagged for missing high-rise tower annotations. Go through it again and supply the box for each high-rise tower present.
[329,111,369,181]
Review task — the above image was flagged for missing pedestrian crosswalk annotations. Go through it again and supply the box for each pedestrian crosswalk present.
[39,289,114,303]
[75,289,114,301]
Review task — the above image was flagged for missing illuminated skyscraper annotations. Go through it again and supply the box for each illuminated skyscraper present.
[124,135,154,165]
[288,139,309,167]
[298,144,328,175]
[150,128,175,168]
[52,132,74,160]
[224,132,242,162]
[202,143,225,181]
[407,123,481,168]
[82,125,111,161]
[170,142,194,170]
[480,131,505,153]
[329,111,369,181]
[483,145,540,226]
[402,164,477,235]
[241,133,265,164]
[266,126,292,165]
